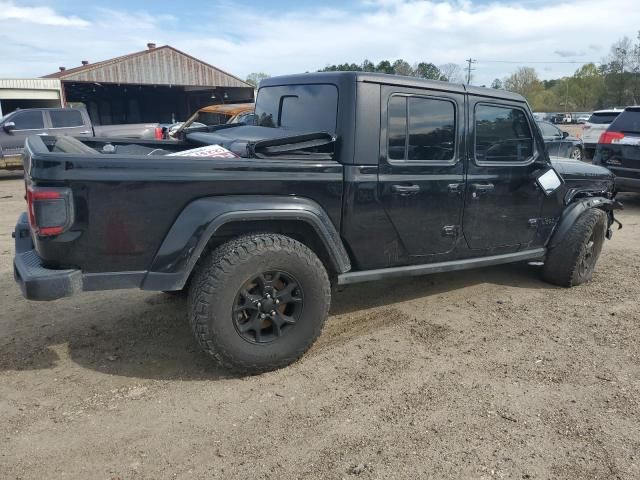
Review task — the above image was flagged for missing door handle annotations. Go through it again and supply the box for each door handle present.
[448,183,464,195]
[79,130,92,135]
[37,133,47,136]
[471,183,494,192]
[391,184,420,195]
[470,183,494,199]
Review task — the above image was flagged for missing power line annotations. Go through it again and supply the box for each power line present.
[476,59,603,64]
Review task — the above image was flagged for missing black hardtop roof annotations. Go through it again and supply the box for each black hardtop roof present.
[259,71,526,103]
[7,107,80,113]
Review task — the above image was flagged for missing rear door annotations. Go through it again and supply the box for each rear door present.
[46,109,92,137]
[463,99,545,250]
[378,85,465,259]
[0,110,46,156]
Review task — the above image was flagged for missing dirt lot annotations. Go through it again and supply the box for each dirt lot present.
[1,177,639,480]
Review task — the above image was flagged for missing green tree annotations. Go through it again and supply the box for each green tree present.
[571,63,605,109]
[490,78,503,89]
[376,60,394,74]
[504,67,543,100]
[392,59,414,76]
[413,62,444,80]
[362,59,376,72]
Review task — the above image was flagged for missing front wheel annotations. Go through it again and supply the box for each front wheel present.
[188,234,331,374]
[569,146,583,161]
[542,209,607,287]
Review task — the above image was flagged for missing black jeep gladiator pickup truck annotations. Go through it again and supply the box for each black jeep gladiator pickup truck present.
[13,72,621,373]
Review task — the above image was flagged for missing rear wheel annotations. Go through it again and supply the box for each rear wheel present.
[188,234,331,374]
[542,209,606,287]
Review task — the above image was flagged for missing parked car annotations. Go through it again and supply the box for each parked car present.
[582,108,624,159]
[170,103,256,139]
[13,72,621,373]
[0,107,159,169]
[593,106,640,191]
[537,121,584,160]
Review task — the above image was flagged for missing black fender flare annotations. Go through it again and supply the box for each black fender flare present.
[141,196,351,291]
[547,196,621,249]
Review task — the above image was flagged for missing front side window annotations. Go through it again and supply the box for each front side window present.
[387,95,456,162]
[475,104,533,163]
[537,121,560,137]
[50,110,84,128]
[11,111,44,130]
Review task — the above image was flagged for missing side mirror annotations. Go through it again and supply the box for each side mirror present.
[3,121,16,132]
[562,131,569,139]
[535,168,563,195]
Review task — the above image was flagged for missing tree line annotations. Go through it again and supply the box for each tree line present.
[246,31,640,112]
[498,33,640,111]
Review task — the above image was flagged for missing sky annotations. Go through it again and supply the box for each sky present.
[1,0,639,86]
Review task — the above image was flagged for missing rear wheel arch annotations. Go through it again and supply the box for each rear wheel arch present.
[198,218,346,279]
[142,196,351,292]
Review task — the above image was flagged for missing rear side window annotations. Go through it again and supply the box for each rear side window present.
[475,104,533,163]
[255,84,338,133]
[608,108,640,133]
[50,110,84,128]
[387,95,456,162]
[588,112,621,124]
[10,111,44,130]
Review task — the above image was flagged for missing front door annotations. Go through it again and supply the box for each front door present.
[1,110,47,156]
[378,86,466,260]
[463,99,545,250]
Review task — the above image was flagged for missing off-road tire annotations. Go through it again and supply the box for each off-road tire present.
[542,208,607,287]
[188,234,331,374]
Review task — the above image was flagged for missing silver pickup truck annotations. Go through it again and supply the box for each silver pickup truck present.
[0,107,159,168]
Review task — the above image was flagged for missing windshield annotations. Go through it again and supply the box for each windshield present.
[255,84,338,133]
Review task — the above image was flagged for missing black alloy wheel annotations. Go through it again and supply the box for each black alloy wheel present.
[233,271,304,344]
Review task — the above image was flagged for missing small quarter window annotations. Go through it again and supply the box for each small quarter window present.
[475,105,533,163]
[387,96,407,160]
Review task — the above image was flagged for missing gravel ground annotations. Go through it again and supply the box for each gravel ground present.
[1,177,639,479]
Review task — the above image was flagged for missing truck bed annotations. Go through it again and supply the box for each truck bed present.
[23,132,343,276]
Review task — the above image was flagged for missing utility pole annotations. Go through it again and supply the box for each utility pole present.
[465,58,476,85]
[616,47,627,106]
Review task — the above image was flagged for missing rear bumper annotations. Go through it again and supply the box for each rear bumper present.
[13,213,82,300]
[13,213,165,300]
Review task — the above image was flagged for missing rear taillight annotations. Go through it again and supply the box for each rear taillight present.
[26,186,74,237]
[154,127,164,140]
[598,131,625,144]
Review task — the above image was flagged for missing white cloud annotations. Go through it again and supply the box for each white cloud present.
[0,1,90,27]
[0,0,639,86]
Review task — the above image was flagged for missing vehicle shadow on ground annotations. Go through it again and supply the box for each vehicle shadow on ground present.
[331,261,554,316]
[1,261,555,381]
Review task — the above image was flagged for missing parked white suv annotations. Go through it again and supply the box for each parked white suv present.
[582,109,624,159]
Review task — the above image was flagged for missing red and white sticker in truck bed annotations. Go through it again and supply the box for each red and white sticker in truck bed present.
[168,145,238,158]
